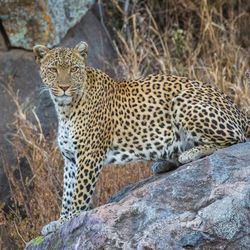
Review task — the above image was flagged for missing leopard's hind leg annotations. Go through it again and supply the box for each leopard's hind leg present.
[171,87,247,165]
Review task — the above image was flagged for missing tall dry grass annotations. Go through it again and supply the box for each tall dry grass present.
[1,0,250,248]
[0,80,63,247]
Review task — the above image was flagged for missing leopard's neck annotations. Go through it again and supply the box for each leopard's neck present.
[52,91,84,121]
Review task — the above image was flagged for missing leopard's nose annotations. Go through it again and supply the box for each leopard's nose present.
[59,85,70,92]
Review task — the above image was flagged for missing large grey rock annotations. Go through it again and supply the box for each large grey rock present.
[25,142,250,250]
[0,0,94,49]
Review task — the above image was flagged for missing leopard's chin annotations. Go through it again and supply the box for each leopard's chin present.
[54,95,73,105]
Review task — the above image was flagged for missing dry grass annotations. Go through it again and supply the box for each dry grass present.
[0,80,63,247]
[1,0,250,249]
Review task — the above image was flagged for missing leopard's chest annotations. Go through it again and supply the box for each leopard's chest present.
[58,120,75,162]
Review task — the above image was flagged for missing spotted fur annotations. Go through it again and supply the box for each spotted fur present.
[33,41,249,235]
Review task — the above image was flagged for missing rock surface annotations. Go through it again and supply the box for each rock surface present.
[0,0,93,49]
[26,142,250,250]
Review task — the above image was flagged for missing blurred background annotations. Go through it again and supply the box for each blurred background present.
[0,0,249,249]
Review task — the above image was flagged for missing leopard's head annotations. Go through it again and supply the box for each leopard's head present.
[33,41,88,105]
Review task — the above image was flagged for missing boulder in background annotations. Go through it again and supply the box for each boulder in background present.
[0,0,94,49]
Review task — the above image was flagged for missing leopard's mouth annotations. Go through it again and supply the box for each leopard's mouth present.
[49,85,82,105]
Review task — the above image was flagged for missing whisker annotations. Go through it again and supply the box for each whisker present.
[71,86,81,91]
[52,91,60,96]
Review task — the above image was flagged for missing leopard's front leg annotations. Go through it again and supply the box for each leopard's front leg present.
[41,108,112,235]
[60,156,77,217]
[41,146,108,236]
[41,156,77,236]
[69,147,107,216]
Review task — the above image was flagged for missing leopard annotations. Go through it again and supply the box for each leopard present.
[33,41,249,236]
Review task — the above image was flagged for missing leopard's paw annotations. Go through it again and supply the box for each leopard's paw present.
[41,219,62,236]
[178,151,193,164]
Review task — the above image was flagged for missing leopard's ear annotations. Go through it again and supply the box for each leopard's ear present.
[75,41,88,58]
[33,45,49,64]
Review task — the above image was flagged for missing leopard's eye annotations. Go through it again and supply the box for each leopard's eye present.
[71,66,80,72]
[48,67,57,73]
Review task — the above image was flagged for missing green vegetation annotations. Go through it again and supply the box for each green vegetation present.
[32,236,44,246]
